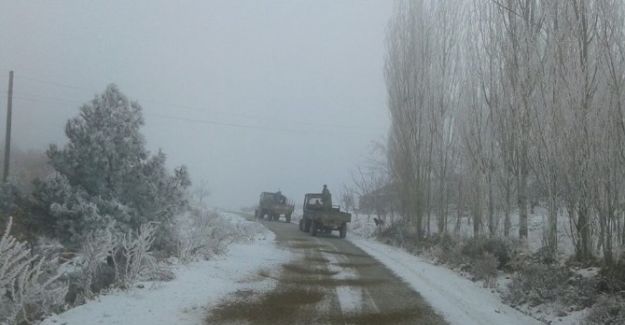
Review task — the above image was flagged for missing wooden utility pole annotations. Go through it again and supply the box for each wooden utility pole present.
[3,70,13,183]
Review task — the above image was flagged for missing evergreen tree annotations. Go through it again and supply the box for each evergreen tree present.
[33,84,190,247]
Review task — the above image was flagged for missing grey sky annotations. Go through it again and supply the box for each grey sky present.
[0,0,391,208]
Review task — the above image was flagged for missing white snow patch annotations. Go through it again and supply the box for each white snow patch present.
[42,212,291,325]
[350,237,541,325]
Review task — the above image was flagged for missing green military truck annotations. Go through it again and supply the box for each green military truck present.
[255,191,294,223]
[298,193,351,238]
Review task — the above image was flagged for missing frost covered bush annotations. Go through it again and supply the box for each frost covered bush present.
[505,264,567,307]
[174,210,236,262]
[597,258,625,294]
[31,85,190,247]
[65,222,165,305]
[0,218,68,324]
[584,295,625,325]
[376,220,408,247]
[505,264,597,308]
[461,237,512,270]
[70,226,116,303]
[112,222,161,288]
[473,253,498,287]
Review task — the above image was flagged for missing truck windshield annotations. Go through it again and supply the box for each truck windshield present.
[307,197,322,205]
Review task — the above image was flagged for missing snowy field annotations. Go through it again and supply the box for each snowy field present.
[42,212,292,325]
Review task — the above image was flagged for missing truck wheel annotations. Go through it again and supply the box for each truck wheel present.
[311,221,318,236]
[299,219,303,231]
[304,220,311,232]
[339,223,347,238]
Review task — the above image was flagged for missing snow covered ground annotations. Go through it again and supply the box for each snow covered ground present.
[42,212,292,325]
[350,237,541,325]
[350,207,577,256]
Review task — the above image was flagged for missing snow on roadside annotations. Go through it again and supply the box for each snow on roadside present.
[349,237,541,325]
[42,212,291,325]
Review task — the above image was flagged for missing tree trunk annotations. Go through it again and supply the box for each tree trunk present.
[504,176,512,237]
[488,167,495,237]
[456,178,463,234]
[547,193,558,258]
[576,203,592,261]
[517,158,529,241]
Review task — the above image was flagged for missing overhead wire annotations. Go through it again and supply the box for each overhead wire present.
[0,72,386,135]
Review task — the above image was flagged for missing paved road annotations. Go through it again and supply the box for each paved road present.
[207,219,446,325]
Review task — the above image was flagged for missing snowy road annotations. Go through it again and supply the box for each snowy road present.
[207,219,445,324]
[43,213,540,325]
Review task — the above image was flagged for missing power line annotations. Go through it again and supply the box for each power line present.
[17,74,95,92]
[147,112,304,134]
[8,92,309,134]
[3,74,385,131]
[0,73,386,135]
[3,91,323,134]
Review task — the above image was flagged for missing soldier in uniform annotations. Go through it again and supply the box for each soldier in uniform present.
[321,184,332,208]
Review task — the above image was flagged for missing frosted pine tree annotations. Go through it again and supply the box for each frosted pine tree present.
[34,84,190,247]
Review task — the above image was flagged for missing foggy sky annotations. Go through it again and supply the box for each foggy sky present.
[0,0,391,208]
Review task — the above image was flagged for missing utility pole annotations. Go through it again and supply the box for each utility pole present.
[3,70,13,183]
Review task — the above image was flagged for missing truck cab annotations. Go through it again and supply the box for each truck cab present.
[299,193,351,238]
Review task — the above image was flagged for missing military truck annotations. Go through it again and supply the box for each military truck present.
[299,193,351,238]
[255,191,294,223]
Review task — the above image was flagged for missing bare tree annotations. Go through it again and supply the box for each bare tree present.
[383,0,625,265]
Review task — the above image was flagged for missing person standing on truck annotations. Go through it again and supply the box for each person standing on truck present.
[276,191,286,204]
[321,184,332,208]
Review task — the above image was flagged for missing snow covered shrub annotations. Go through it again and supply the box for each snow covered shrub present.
[461,237,512,270]
[429,243,464,267]
[71,226,116,303]
[473,252,498,287]
[66,222,169,304]
[584,295,625,325]
[32,237,64,259]
[505,264,567,307]
[596,257,625,294]
[505,264,597,308]
[0,218,68,324]
[174,210,236,262]
[376,220,407,247]
[113,222,160,288]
